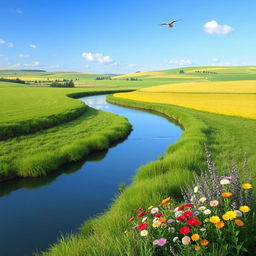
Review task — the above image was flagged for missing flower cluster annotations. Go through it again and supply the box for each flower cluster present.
[127,179,254,255]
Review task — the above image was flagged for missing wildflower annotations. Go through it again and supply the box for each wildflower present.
[193,211,200,216]
[138,223,147,231]
[183,211,193,218]
[215,221,225,228]
[222,211,237,220]
[198,206,206,211]
[157,238,167,246]
[167,219,175,224]
[180,226,191,234]
[182,236,191,245]
[200,228,206,232]
[220,179,231,185]
[137,210,146,218]
[177,205,186,211]
[142,217,147,222]
[173,237,179,242]
[200,239,209,246]
[128,217,134,222]
[187,217,201,226]
[168,227,175,233]
[203,209,211,215]
[155,212,163,218]
[158,217,167,223]
[235,219,245,226]
[153,217,159,223]
[199,197,207,203]
[242,183,252,190]
[221,192,232,198]
[152,221,161,228]
[185,203,193,208]
[210,200,219,207]
[191,233,200,241]
[239,206,250,213]
[210,216,220,224]
[234,210,242,217]
[175,211,183,217]
[224,176,233,181]
[195,245,201,251]
[136,208,142,212]
[153,240,158,245]
[194,186,199,193]
[177,215,186,221]
[132,225,138,229]
[161,197,171,205]
[148,205,154,210]
[151,207,159,214]
[140,230,148,237]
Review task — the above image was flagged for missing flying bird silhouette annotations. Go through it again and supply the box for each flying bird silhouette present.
[160,19,181,28]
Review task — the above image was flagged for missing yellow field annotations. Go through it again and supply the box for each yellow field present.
[115,87,256,120]
[141,81,256,93]
[2,76,55,82]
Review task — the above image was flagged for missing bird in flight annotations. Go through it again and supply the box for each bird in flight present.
[160,19,181,28]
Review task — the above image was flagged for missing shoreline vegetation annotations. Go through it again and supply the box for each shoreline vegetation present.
[39,93,256,256]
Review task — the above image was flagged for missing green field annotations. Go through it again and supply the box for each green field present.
[1,67,256,255]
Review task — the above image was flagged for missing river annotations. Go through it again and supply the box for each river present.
[0,94,182,256]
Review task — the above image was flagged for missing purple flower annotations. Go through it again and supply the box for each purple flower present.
[132,225,138,230]
[157,238,167,246]
[193,211,200,216]
[167,219,175,224]
[224,176,233,181]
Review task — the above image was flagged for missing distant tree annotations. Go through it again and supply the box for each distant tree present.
[179,70,185,74]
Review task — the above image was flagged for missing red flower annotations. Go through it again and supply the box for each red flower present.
[187,217,201,226]
[138,222,147,231]
[176,215,186,221]
[184,203,193,208]
[179,226,191,235]
[178,205,185,211]
[129,217,134,222]
[183,211,193,218]
[136,208,142,212]
[155,212,163,218]
[137,210,146,218]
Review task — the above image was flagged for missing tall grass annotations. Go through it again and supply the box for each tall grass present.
[40,94,256,256]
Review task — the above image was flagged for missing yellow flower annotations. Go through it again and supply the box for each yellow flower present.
[152,221,161,228]
[209,216,220,224]
[235,219,245,226]
[195,245,201,251]
[148,205,154,210]
[191,233,200,241]
[161,197,171,205]
[239,206,250,213]
[242,183,252,190]
[222,211,237,220]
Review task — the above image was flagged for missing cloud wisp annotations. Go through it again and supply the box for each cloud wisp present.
[204,20,234,35]
[0,39,5,45]
[29,44,38,49]
[169,59,193,67]
[81,52,116,65]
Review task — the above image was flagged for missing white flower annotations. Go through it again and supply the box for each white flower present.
[203,209,211,215]
[140,230,148,237]
[175,211,183,217]
[153,217,159,223]
[199,197,207,203]
[173,237,179,242]
[234,210,242,217]
[200,228,206,232]
[198,206,206,211]
[142,217,148,222]
[153,239,158,245]
[151,207,159,214]
[182,236,191,245]
[174,207,180,212]
[194,186,199,193]
[190,195,196,202]
[220,179,231,185]
[168,227,175,233]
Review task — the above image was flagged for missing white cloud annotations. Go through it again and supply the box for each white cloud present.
[128,64,138,68]
[0,39,5,45]
[204,20,234,35]
[29,44,37,49]
[7,42,14,48]
[17,54,30,58]
[211,58,219,63]
[81,52,115,65]
[16,9,23,14]
[169,59,193,67]
[23,61,40,67]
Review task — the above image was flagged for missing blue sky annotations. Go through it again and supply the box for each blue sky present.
[0,0,255,73]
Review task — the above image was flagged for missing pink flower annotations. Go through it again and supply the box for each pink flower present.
[157,238,167,246]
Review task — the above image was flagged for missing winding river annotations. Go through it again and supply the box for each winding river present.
[0,95,182,256]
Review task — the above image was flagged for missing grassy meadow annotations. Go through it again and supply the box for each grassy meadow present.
[1,67,256,255]
[38,66,256,256]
